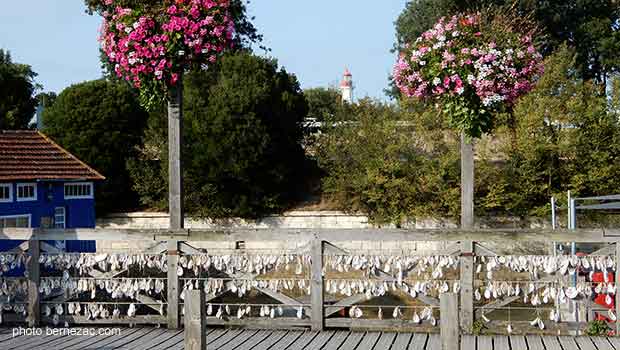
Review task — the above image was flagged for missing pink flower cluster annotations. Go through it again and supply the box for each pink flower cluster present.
[393,14,544,109]
[98,0,234,91]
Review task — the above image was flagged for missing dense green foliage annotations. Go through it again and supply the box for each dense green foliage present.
[0,50,39,129]
[315,98,460,224]
[304,87,348,121]
[394,0,620,82]
[477,47,620,217]
[128,52,309,218]
[42,79,148,214]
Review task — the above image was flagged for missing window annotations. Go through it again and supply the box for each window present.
[0,184,11,203]
[16,183,36,201]
[64,182,93,199]
[54,207,66,229]
[0,215,31,228]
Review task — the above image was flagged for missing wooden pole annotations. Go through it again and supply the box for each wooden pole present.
[27,240,40,327]
[168,73,184,230]
[459,241,474,333]
[311,240,324,331]
[184,290,206,350]
[461,133,474,229]
[167,240,180,329]
[440,292,459,350]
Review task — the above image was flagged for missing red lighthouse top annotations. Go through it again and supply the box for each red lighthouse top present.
[340,68,352,88]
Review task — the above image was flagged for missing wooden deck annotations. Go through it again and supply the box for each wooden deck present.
[1,327,620,350]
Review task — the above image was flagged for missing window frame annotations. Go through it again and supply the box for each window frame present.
[64,182,94,200]
[54,207,66,229]
[0,183,12,203]
[16,183,37,202]
[0,214,31,228]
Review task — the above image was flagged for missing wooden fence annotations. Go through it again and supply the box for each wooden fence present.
[0,227,619,342]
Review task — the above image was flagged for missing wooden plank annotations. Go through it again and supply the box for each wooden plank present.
[167,239,179,329]
[408,333,428,350]
[285,331,319,350]
[474,242,498,256]
[5,334,62,350]
[151,329,186,350]
[206,329,227,344]
[98,327,161,349]
[61,328,142,350]
[494,335,510,350]
[2,227,619,244]
[321,331,350,350]
[184,290,205,350]
[133,329,184,350]
[574,337,598,350]
[373,332,396,349]
[269,331,306,350]
[557,337,580,350]
[27,239,40,326]
[509,335,528,350]
[607,337,620,350]
[426,334,440,350]
[392,332,413,349]
[526,335,545,350]
[238,330,281,350]
[441,293,459,350]
[250,330,288,350]
[460,335,476,350]
[311,240,324,331]
[478,335,493,350]
[355,332,381,350]
[461,133,474,229]
[542,336,563,350]
[460,241,474,333]
[179,242,206,255]
[207,329,245,349]
[591,337,615,350]
[303,330,335,350]
[337,331,365,350]
[216,329,259,350]
[206,316,310,328]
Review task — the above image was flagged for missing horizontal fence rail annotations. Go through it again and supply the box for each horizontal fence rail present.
[0,227,618,343]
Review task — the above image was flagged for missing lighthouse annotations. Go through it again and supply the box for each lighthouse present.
[340,68,354,103]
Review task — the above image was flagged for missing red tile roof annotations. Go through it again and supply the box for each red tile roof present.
[0,130,105,181]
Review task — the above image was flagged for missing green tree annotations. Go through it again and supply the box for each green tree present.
[0,50,39,129]
[42,79,148,214]
[477,46,620,217]
[128,52,309,218]
[315,98,460,224]
[304,87,343,121]
[394,0,620,83]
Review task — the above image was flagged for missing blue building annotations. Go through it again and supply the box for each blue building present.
[0,130,105,251]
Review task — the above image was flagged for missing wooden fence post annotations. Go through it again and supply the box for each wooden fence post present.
[184,289,205,350]
[167,240,180,329]
[27,240,40,327]
[441,292,459,350]
[168,73,184,230]
[460,133,474,229]
[460,241,474,333]
[311,240,324,331]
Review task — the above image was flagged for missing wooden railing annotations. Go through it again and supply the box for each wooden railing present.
[0,227,619,346]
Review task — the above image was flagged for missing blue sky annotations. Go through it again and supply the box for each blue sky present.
[0,1,406,100]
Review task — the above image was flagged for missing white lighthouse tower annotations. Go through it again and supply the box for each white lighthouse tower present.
[340,68,354,103]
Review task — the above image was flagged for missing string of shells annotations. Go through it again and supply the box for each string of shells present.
[0,278,28,299]
[325,279,460,298]
[39,253,168,274]
[180,278,311,300]
[39,277,166,300]
[0,254,26,276]
[40,301,160,325]
[475,280,616,306]
[177,254,310,276]
[325,255,459,278]
[203,303,306,320]
[476,255,616,280]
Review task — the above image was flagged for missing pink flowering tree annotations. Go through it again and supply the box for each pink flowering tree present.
[393,13,544,228]
[94,0,235,230]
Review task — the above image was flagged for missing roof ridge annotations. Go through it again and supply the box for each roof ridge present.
[35,131,106,180]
